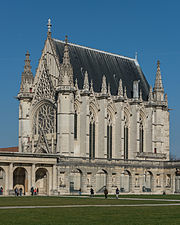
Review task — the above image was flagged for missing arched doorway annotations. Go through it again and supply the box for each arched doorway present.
[0,167,5,194]
[35,168,49,195]
[96,169,107,193]
[69,169,82,193]
[175,170,180,193]
[13,167,28,195]
[120,170,131,192]
[144,171,153,192]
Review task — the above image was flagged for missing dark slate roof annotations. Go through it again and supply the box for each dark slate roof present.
[53,39,150,100]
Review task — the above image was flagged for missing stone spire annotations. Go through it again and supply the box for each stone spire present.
[118,79,123,98]
[101,75,107,95]
[153,60,164,101]
[83,71,89,92]
[47,18,52,37]
[20,51,34,93]
[59,36,73,87]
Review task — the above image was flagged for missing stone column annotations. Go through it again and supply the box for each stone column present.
[8,163,14,195]
[5,166,9,195]
[31,164,35,188]
[52,165,57,195]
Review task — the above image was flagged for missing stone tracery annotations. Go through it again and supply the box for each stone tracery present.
[33,103,56,135]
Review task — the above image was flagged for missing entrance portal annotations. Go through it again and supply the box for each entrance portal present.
[0,168,5,194]
[13,167,28,195]
[35,168,48,195]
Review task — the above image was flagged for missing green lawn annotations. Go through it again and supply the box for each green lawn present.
[0,196,179,206]
[0,196,180,225]
[0,206,180,225]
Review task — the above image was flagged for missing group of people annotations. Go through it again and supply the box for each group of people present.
[30,187,39,195]
[89,187,120,199]
[14,187,23,196]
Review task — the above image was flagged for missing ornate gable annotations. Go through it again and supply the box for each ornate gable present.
[35,130,49,153]
[32,58,55,107]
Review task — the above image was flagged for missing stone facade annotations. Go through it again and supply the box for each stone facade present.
[0,20,179,195]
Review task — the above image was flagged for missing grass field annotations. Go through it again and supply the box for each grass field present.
[0,195,180,225]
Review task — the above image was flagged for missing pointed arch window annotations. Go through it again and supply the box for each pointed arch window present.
[89,109,95,159]
[139,117,144,153]
[74,110,78,139]
[124,115,128,160]
[107,113,112,159]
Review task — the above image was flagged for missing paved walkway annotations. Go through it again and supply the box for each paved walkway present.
[0,203,180,209]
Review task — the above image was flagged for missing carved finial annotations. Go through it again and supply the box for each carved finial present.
[83,71,89,92]
[124,86,127,100]
[108,83,111,96]
[47,18,52,36]
[157,60,160,68]
[90,80,94,93]
[65,35,68,44]
[75,78,78,90]
[23,51,33,75]
[165,93,168,105]
[135,52,138,61]
[101,75,107,95]
[139,89,143,101]
[118,79,123,98]
[148,86,153,102]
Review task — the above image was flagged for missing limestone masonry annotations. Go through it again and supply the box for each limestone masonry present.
[0,19,180,195]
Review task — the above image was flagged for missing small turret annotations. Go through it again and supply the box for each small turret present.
[59,36,74,88]
[153,60,164,102]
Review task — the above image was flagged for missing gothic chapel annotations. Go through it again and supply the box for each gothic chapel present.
[0,19,180,195]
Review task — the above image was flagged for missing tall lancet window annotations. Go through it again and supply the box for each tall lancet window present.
[139,117,144,153]
[107,113,112,159]
[74,110,78,139]
[124,115,128,160]
[89,109,95,159]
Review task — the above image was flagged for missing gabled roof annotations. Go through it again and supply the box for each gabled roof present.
[52,39,149,100]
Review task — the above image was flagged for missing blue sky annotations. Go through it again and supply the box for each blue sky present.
[0,0,180,158]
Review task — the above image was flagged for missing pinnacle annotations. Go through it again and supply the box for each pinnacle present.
[154,60,164,92]
[63,35,71,65]
[101,75,107,95]
[23,51,33,75]
[83,71,89,92]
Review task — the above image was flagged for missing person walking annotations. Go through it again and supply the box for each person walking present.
[116,188,119,199]
[90,188,94,197]
[104,187,108,199]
